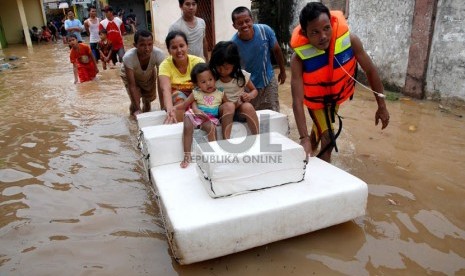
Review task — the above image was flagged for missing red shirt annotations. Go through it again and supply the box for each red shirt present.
[70,43,93,64]
[99,17,125,50]
[69,43,97,82]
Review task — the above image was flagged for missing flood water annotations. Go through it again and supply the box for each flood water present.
[1,41,464,275]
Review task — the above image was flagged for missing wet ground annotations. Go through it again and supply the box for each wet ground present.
[1,41,464,275]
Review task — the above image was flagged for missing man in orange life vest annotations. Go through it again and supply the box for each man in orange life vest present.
[290,2,390,162]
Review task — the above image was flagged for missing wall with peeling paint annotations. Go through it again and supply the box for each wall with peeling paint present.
[348,1,415,92]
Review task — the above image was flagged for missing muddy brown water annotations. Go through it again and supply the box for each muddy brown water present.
[1,41,464,275]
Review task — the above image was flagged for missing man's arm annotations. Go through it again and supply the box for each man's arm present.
[272,41,287,84]
[290,53,311,156]
[125,66,141,113]
[84,19,90,35]
[65,20,80,32]
[73,63,79,84]
[350,34,389,129]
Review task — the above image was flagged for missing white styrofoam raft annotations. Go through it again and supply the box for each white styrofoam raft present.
[137,109,368,265]
[139,123,184,169]
[139,110,290,168]
[195,132,306,197]
[150,157,368,265]
[136,109,289,136]
[136,110,167,129]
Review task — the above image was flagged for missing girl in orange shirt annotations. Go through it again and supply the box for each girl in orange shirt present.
[68,34,99,83]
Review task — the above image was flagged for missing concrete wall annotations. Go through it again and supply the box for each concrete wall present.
[348,0,415,91]
[213,1,250,42]
[0,0,23,44]
[25,0,46,30]
[0,0,45,44]
[151,0,250,48]
[426,0,465,99]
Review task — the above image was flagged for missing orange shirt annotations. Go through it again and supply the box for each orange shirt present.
[70,43,93,65]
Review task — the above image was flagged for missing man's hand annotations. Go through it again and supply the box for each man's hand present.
[375,106,390,129]
[300,136,313,160]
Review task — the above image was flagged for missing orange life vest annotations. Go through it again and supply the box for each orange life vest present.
[290,11,356,110]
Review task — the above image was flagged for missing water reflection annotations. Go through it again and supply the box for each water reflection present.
[1,42,465,275]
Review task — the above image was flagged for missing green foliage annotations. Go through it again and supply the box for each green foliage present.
[385,91,400,101]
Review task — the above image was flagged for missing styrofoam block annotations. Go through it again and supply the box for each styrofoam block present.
[150,157,368,265]
[200,109,289,140]
[195,132,306,197]
[140,123,184,168]
[140,122,251,168]
[136,109,288,137]
[136,110,167,129]
[138,110,290,167]
[256,109,290,136]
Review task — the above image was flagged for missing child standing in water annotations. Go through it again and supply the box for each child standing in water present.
[40,26,52,42]
[68,34,99,83]
[180,63,228,168]
[209,41,259,139]
[97,29,115,70]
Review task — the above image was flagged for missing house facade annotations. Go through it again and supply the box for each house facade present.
[0,0,46,48]
[151,0,251,50]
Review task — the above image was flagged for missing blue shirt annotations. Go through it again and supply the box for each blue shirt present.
[231,24,277,89]
[65,19,83,42]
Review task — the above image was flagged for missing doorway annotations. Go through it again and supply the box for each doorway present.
[109,0,147,32]
[196,0,214,51]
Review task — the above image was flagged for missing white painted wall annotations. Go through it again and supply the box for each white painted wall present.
[151,0,250,48]
[212,0,250,42]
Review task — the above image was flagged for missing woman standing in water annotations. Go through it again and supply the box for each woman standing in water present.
[68,34,99,84]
